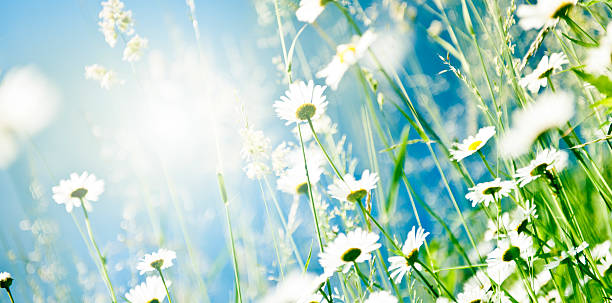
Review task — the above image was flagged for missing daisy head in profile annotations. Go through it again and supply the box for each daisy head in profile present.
[516,0,577,30]
[450,126,496,161]
[328,169,379,203]
[514,148,568,187]
[317,30,377,90]
[137,248,177,275]
[486,231,535,285]
[274,80,328,125]
[0,272,13,289]
[518,52,568,94]
[125,276,170,303]
[295,0,330,23]
[259,271,325,303]
[465,178,516,207]
[52,172,105,213]
[319,228,381,276]
[388,226,429,283]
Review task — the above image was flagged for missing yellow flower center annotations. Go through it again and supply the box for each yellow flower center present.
[346,189,367,202]
[467,140,483,151]
[295,182,309,195]
[70,188,88,199]
[341,247,362,262]
[296,103,316,120]
[550,1,573,19]
[147,299,160,303]
[338,45,357,64]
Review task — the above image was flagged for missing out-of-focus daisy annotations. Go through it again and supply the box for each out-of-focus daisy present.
[450,126,496,161]
[84,64,123,90]
[364,291,398,303]
[240,125,271,180]
[98,0,134,47]
[456,284,490,303]
[586,22,612,76]
[295,0,328,23]
[0,272,12,289]
[293,114,337,142]
[500,91,574,158]
[592,240,611,261]
[125,276,170,303]
[514,148,568,187]
[274,143,325,196]
[260,272,324,303]
[597,255,612,276]
[519,53,568,93]
[136,248,177,275]
[0,129,17,169]
[319,228,381,275]
[388,226,429,283]
[487,232,535,285]
[328,169,379,202]
[516,0,577,30]
[52,172,105,213]
[274,80,328,124]
[317,30,377,90]
[123,35,149,62]
[465,178,515,207]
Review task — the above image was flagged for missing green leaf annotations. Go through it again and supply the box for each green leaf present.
[385,127,410,213]
[572,68,612,96]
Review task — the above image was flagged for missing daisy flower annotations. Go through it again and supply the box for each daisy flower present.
[84,64,123,90]
[514,148,568,187]
[317,30,377,90]
[136,248,177,275]
[597,255,612,276]
[260,272,324,303]
[465,178,515,207]
[328,169,379,202]
[516,0,577,30]
[123,35,148,62]
[499,91,574,158]
[52,172,105,213]
[364,291,398,303]
[273,80,328,124]
[388,226,429,283]
[125,276,170,303]
[518,52,568,94]
[456,284,490,303]
[0,272,12,289]
[586,22,612,76]
[592,240,611,261]
[450,126,496,161]
[319,228,381,275]
[487,232,535,285]
[295,0,329,23]
[274,143,325,195]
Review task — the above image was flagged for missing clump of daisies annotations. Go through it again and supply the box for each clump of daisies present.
[52,172,105,212]
[450,126,496,161]
[317,30,377,90]
[328,169,379,203]
[500,91,574,157]
[274,80,328,124]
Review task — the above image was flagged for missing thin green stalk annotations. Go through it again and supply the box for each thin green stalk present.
[223,202,243,303]
[78,199,117,303]
[257,180,286,279]
[157,268,173,303]
[307,118,345,180]
[5,288,15,303]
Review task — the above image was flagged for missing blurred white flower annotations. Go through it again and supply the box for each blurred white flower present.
[0,129,18,169]
[328,169,379,202]
[450,126,496,161]
[292,114,337,141]
[586,22,612,76]
[240,125,271,179]
[465,178,515,207]
[516,0,576,30]
[260,271,324,303]
[51,172,105,213]
[500,91,574,158]
[592,240,611,261]
[136,248,177,275]
[388,226,429,283]
[273,142,325,195]
[123,35,149,62]
[519,53,568,94]
[317,30,377,90]
[319,228,381,275]
[456,283,490,303]
[487,232,534,285]
[98,0,134,48]
[514,148,568,187]
[296,0,327,23]
[125,276,169,303]
[364,291,398,303]
[274,80,328,124]
[597,255,612,276]
[84,64,123,90]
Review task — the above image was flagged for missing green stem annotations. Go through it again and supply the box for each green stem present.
[5,288,15,303]
[157,268,173,303]
[223,203,243,303]
[478,150,497,178]
[307,118,344,180]
[79,199,117,303]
